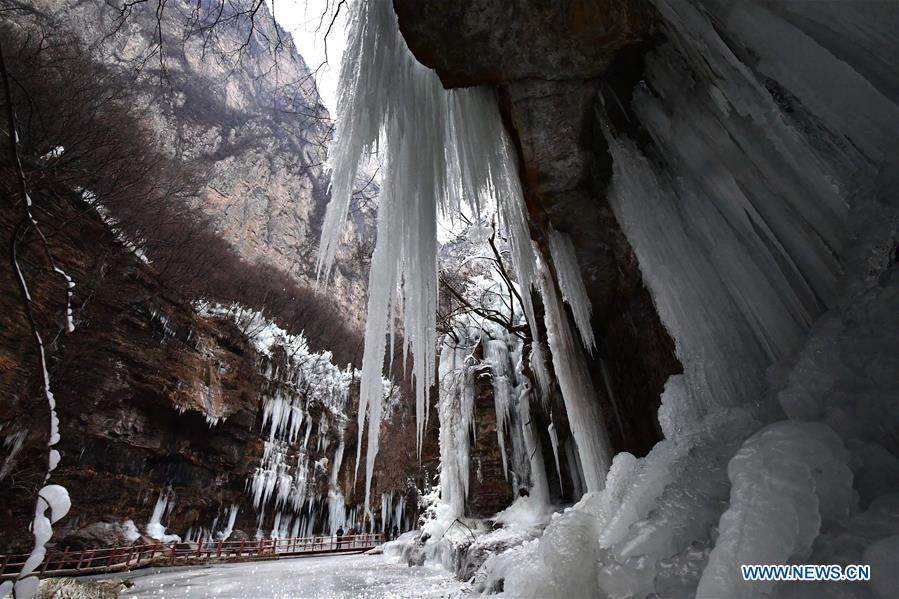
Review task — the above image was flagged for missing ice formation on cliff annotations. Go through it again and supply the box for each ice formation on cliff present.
[319,0,610,509]
[479,0,898,597]
[319,0,897,596]
[435,261,554,516]
[196,303,402,538]
[4,68,75,599]
[146,491,181,543]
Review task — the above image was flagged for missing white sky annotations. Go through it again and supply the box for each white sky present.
[270,0,348,114]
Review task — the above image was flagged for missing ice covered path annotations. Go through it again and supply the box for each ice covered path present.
[114,553,465,598]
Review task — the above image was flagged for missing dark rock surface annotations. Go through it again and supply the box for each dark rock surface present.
[467,366,513,518]
[0,177,259,550]
[395,0,649,87]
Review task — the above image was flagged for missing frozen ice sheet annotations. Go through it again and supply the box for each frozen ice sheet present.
[117,553,464,599]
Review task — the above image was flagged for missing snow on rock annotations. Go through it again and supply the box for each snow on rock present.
[493,496,555,534]
[122,519,141,543]
[83,191,151,265]
[382,530,419,559]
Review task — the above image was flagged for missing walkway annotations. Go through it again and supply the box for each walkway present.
[0,534,384,580]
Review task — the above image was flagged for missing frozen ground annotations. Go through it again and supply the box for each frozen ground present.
[110,553,465,599]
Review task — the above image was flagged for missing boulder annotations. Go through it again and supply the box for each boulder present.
[227,529,250,541]
[53,522,135,550]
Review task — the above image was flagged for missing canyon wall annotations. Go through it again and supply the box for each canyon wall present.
[32,0,371,326]
[0,174,427,551]
[0,0,418,553]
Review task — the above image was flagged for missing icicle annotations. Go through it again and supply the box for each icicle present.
[484,337,514,479]
[217,504,238,540]
[547,228,595,352]
[330,433,346,490]
[436,338,473,519]
[318,0,543,507]
[529,341,553,405]
[393,497,405,534]
[539,263,612,493]
[547,416,564,493]
[380,493,391,532]
[518,386,550,506]
[146,491,180,543]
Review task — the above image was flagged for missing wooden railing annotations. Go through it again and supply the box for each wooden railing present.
[0,533,384,580]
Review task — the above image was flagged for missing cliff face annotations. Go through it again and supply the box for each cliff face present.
[0,176,422,551]
[394,0,679,457]
[33,0,371,327]
[0,1,419,552]
[0,178,244,548]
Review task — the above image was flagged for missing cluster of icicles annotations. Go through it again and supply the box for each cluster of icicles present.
[192,303,357,537]
[437,315,555,523]
[317,0,613,522]
[320,1,898,598]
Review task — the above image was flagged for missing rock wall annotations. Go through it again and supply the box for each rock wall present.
[0,175,421,551]
[0,176,246,548]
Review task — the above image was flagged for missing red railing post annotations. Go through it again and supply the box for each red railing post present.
[57,547,69,572]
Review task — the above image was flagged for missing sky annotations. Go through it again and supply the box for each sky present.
[270,0,348,114]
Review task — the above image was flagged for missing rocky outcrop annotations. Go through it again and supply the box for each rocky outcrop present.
[467,367,513,518]
[394,0,679,457]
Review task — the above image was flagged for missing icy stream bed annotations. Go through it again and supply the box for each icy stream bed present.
[109,554,465,599]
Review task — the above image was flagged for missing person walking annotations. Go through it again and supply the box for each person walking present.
[336,527,344,550]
